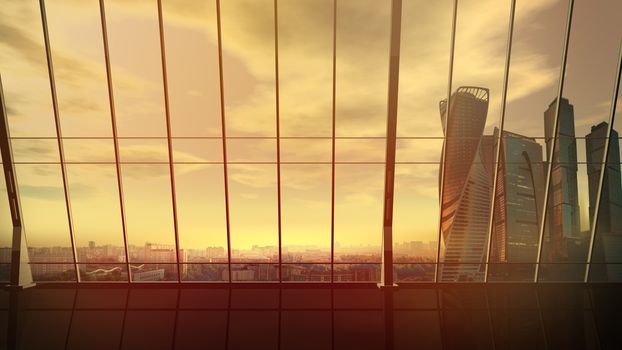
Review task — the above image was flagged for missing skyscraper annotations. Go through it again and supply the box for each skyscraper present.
[585,122,622,280]
[543,98,581,261]
[438,86,491,282]
[586,122,622,235]
[489,128,545,280]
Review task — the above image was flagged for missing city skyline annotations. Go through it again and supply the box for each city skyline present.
[7,86,622,282]
[2,0,622,253]
[2,2,622,350]
[1,0,622,284]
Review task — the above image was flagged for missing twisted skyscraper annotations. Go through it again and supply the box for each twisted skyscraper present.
[438,87,491,281]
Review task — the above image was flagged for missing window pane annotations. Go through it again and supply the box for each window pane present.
[278,0,333,137]
[282,264,331,282]
[119,138,169,163]
[174,164,228,263]
[333,263,381,283]
[183,263,229,282]
[397,0,452,138]
[589,63,622,282]
[393,164,440,264]
[436,0,512,282]
[11,139,59,163]
[334,164,384,263]
[67,164,125,263]
[30,263,76,282]
[0,1,56,137]
[15,164,73,263]
[539,0,622,282]
[396,139,444,164]
[64,139,116,163]
[231,263,279,282]
[162,0,222,137]
[121,164,176,262]
[105,0,167,137]
[281,164,331,263]
[281,139,331,163]
[131,263,178,282]
[79,263,128,282]
[172,138,223,163]
[228,164,278,262]
[227,139,276,163]
[488,132,545,282]
[45,0,113,137]
[220,0,276,137]
[335,139,385,163]
[492,0,570,282]
[335,0,390,137]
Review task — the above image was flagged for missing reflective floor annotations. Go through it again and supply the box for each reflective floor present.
[0,283,621,350]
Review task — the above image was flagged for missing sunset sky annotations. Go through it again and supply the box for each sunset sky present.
[1,0,621,260]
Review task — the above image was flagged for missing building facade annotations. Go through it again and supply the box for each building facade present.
[543,98,581,262]
[489,129,545,280]
[585,122,622,280]
[438,87,491,282]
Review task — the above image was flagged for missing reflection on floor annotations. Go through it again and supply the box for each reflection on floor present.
[0,283,620,350]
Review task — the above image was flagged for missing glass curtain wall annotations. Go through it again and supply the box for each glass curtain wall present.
[1,0,621,283]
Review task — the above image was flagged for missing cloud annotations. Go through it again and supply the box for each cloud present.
[19,184,64,200]
[0,0,585,248]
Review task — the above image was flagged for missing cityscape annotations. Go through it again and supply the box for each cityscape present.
[440,87,622,282]
[0,240,437,282]
[3,87,622,283]
[2,1,622,349]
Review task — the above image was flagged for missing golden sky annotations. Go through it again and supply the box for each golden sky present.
[1,0,622,256]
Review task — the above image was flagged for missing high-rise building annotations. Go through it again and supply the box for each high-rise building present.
[543,98,581,261]
[438,86,492,282]
[585,122,622,280]
[586,122,622,235]
[489,128,545,279]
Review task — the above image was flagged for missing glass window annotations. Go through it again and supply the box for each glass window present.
[281,164,331,263]
[538,0,622,282]
[14,164,73,263]
[121,164,176,263]
[334,164,384,263]
[162,0,222,137]
[0,0,56,137]
[436,0,511,282]
[278,0,333,137]
[105,0,167,137]
[45,0,113,137]
[67,164,125,263]
[489,0,570,282]
[228,164,278,262]
[220,0,276,137]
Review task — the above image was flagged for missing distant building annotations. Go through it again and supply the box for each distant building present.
[543,98,581,261]
[489,128,545,280]
[586,122,622,235]
[438,86,492,282]
[585,122,622,281]
[139,243,187,278]
[283,264,380,282]
[206,246,226,259]
[491,129,545,261]
[227,268,256,281]
[133,268,165,281]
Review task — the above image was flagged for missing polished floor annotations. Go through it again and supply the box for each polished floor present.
[1,283,621,350]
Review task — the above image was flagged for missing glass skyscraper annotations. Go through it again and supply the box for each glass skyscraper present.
[543,98,582,262]
[489,129,545,281]
[438,87,491,282]
[585,122,622,281]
